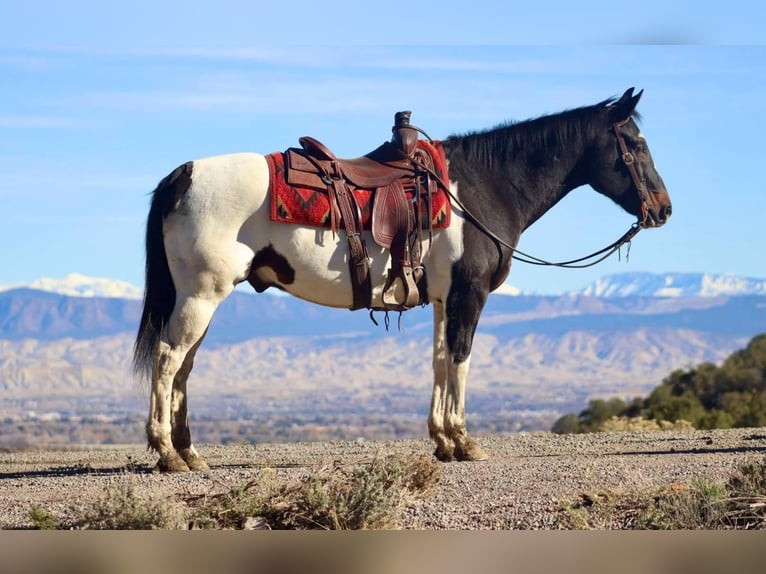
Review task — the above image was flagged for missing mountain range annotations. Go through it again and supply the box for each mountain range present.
[0,273,143,300]
[576,272,766,298]
[1,271,765,441]
[3,271,766,301]
[2,279,766,344]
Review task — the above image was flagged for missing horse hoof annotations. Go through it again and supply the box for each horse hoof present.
[155,454,191,473]
[455,441,488,462]
[186,456,209,471]
[433,444,456,462]
[178,449,210,471]
[187,458,209,471]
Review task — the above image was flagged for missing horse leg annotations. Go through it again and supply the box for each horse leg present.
[428,301,456,461]
[443,279,489,462]
[148,341,191,472]
[147,294,223,472]
[170,337,209,471]
[444,353,487,461]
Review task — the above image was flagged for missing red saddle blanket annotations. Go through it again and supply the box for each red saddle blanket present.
[267,140,451,230]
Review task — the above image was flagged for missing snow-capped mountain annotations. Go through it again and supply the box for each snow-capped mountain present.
[0,273,143,300]
[2,271,765,301]
[2,272,526,300]
[577,272,766,298]
[493,283,522,296]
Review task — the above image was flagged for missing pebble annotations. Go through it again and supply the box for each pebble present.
[1,428,764,529]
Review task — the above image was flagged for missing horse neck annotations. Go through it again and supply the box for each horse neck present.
[443,122,595,231]
[514,145,592,230]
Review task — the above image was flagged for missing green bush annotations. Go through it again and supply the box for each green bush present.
[551,413,581,434]
[28,505,59,530]
[552,333,766,434]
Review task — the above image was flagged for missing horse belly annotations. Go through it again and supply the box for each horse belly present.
[249,223,386,308]
[249,215,464,309]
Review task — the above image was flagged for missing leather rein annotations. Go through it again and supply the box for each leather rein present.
[411,120,648,269]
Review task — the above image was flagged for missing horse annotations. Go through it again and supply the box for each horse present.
[133,87,672,472]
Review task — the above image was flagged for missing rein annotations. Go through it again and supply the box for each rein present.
[445,185,642,268]
[409,124,646,269]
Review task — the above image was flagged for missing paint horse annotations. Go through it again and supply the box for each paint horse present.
[134,88,672,472]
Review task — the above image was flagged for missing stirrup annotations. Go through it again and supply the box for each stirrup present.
[381,266,420,310]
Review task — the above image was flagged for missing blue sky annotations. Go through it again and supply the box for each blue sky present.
[1,3,764,294]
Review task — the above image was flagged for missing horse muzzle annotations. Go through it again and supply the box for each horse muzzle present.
[642,203,672,228]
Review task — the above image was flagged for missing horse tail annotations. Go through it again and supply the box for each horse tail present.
[133,161,194,381]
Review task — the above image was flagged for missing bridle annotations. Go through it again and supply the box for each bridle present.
[612,118,650,228]
[412,117,649,269]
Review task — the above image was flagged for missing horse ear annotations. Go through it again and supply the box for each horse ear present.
[609,88,643,123]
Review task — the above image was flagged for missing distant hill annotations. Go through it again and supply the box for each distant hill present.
[4,271,766,302]
[0,288,391,342]
[2,286,765,345]
[0,273,143,300]
[0,288,141,341]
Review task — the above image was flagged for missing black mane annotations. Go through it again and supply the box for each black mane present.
[444,97,641,169]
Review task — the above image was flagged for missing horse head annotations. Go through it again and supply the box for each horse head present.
[590,88,672,228]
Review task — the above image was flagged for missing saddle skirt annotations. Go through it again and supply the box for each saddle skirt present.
[267,139,450,236]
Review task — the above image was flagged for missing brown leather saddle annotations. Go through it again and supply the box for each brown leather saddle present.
[284,111,439,312]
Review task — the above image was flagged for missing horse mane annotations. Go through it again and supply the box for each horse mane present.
[446,97,642,169]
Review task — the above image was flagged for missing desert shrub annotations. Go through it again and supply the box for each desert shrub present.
[727,461,766,497]
[28,505,60,530]
[187,483,264,530]
[25,453,440,531]
[187,453,441,530]
[274,454,441,530]
[403,453,442,495]
[598,416,693,433]
[68,480,186,530]
[559,459,766,530]
[552,397,642,434]
[636,480,729,529]
[722,461,766,528]
[551,413,581,434]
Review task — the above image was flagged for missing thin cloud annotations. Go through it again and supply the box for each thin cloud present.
[6,46,759,80]
[0,53,59,70]
[72,77,420,114]
[0,115,78,129]
[123,46,597,76]
[66,71,552,115]
[131,46,740,78]
[1,172,155,196]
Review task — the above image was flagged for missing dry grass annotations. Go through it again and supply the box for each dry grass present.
[66,480,188,530]
[598,416,695,433]
[185,453,442,530]
[26,452,440,530]
[559,460,766,530]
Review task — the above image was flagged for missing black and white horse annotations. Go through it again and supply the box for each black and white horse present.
[134,88,672,472]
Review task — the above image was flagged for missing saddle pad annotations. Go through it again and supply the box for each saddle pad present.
[267,140,451,230]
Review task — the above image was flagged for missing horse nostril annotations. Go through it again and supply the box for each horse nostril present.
[659,205,672,221]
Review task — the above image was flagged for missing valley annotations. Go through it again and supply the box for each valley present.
[1,272,765,448]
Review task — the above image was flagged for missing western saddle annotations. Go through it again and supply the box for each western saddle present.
[284,111,441,313]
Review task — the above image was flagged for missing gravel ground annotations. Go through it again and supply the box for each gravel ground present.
[2,428,765,529]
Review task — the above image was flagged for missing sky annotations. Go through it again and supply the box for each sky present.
[1,2,764,295]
